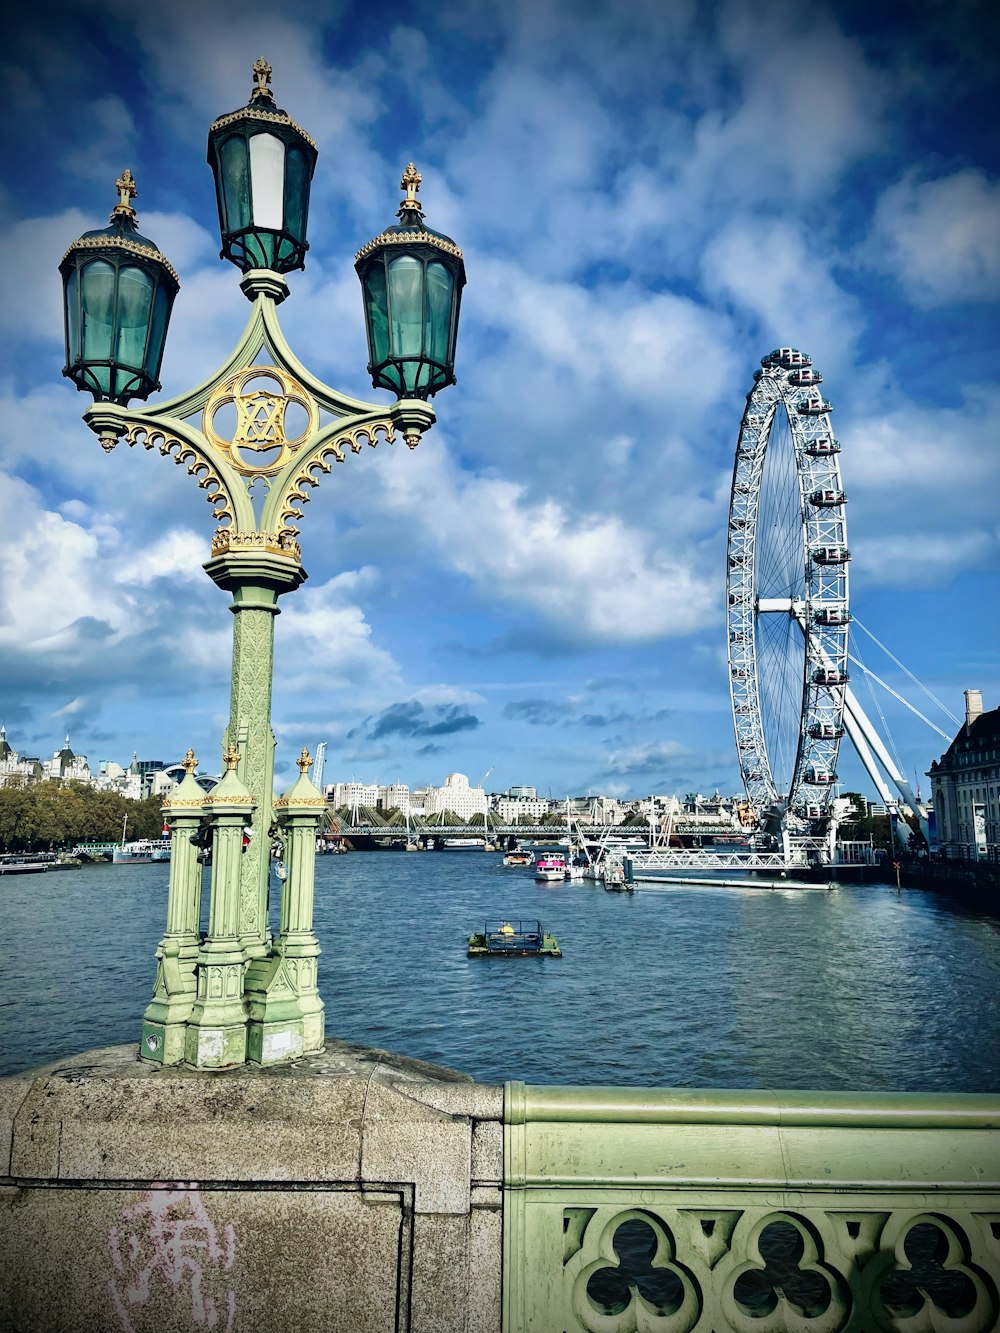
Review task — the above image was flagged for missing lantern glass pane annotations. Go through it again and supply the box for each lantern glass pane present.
[425,261,453,365]
[249,132,285,230]
[220,136,251,230]
[65,267,80,363]
[364,263,390,367]
[147,281,171,376]
[388,255,424,358]
[80,260,116,361]
[284,144,309,241]
[115,267,154,371]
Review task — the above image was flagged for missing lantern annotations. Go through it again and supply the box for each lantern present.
[355,164,465,399]
[207,58,317,275]
[59,170,178,405]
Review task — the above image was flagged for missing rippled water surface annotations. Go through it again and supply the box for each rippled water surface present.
[2,852,998,1089]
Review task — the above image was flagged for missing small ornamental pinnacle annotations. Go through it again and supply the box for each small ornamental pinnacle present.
[296,747,313,774]
[223,744,241,771]
[112,168,138,220]
[399,162,424,219]
[182,748,198,775]
[251,57,273,102]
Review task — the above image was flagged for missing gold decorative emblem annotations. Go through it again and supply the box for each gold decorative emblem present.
[296,747,313,774]
[182,748,198,775]
[204,366,318,476]
[223,745,241,771]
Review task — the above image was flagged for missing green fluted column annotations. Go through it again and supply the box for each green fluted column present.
[204,547,306,964]
[246,748,326,1065]
[184,749,255,1069]
[140,751,207,1065]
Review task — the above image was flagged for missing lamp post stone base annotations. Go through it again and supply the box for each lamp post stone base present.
[140,1010,189,1067]
[184,1018,249,1071]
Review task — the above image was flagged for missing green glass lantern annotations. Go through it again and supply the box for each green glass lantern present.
[355,164,466,399]
[59,170,179,405]
[207,57,318,275]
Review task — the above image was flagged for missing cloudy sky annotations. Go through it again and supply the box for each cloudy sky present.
[1,0,997,801]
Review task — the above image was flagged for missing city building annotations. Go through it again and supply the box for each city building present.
[423,773,488,821]
[492,795,549,823]
[0,726,43,786]
[42,736,92,783]
[378,784,411,814]
[928,690,1000,861]
[329,781,380,811]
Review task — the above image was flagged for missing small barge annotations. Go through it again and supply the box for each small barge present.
[467,920,562,957]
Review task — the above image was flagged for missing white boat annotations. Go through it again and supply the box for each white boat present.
[0,854,51,875]
[112,840,170,864]
[534,855,567,882]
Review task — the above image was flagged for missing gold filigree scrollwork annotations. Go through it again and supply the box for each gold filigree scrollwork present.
[275,419,397,543]
[123,423,236,532]
[204,365,319,477]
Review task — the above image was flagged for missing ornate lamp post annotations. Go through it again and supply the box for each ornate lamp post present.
[59,60,464,1069]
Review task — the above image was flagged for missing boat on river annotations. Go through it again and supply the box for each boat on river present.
[503,847,534,866]
[534,855,566,882]
[0,854,51,876]
[112,840,170,865]
[467,920,561,957]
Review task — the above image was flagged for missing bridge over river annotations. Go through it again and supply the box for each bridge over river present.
[320,816,743,848]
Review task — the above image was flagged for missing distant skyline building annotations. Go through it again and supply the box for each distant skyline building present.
[493,795,549,823]
[423,773,488,821]
[330,781,380,810]
[378,784,411,814]
[42,736,91,784]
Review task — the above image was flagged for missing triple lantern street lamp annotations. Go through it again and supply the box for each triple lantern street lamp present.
[58,58,465,1069]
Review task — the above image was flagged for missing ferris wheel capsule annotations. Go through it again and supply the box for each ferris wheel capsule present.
[797,394,833,415]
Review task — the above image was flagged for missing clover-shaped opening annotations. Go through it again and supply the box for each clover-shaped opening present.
[586,1218,685,1317]
[733,1220,832,1319]
[881,1222,977,1320]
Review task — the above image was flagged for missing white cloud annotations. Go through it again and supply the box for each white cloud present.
[0,472,116,651]
[114,530,206,586]
[376,442,718,643]
[276,571,400,690]
[870,169,1000,306]
[701,219,864,373]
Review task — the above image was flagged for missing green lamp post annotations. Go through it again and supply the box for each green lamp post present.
[59,59,464,1070]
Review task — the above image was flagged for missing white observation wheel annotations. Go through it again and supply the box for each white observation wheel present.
[727,348,850,829]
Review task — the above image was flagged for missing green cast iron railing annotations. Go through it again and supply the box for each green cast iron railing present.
[503,1084,1000,1333]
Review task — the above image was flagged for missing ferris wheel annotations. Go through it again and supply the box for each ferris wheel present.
[726,348,850,829]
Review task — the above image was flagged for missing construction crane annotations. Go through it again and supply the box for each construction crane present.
[477,767,494,789]
[313,742,327,792]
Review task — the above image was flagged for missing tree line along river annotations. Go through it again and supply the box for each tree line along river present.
[1,848,998,1089]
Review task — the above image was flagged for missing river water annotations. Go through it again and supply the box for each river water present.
[2,850,998,1090]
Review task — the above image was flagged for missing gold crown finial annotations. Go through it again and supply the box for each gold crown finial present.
[223,744,241,771]
[182,748,198,775]
[112,169,137,220]
[251,57,273,102]
[400,162,423,215]
[296,747,313,774]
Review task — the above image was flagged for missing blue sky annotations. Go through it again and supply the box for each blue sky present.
[1,0,997,801]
